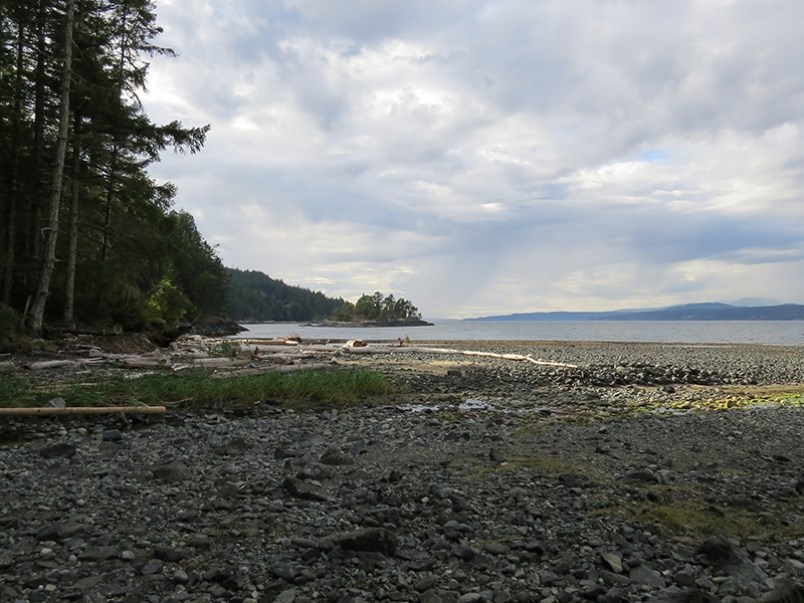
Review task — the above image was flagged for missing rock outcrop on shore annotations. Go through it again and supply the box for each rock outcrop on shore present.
[1,341,803,603]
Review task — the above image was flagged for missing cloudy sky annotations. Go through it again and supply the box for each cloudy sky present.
[142,0,804,318]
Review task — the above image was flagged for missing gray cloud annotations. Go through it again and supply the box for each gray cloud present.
[143,0,804,317]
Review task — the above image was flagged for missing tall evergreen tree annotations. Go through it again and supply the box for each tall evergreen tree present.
[27,0,74,334]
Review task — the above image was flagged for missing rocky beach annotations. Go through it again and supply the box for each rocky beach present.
[2,339,804,603]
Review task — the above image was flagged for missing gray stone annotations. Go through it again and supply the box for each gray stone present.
[45,397,66,408]
[328,528,397,556]
[645,587,720,602]
[102,429,123,442]
[601,551,623,573]
[40,443,77,459]
[152,461,193,483]
[629,564,667,589]
[282,477,330,502]
[319,447,354,466]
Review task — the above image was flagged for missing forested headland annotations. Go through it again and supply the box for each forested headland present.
[225,270,428,326]
[225,268,345,322]
[0,0,226,339]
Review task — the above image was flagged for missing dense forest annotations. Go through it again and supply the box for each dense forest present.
[226,268,345,322]
[0,0,227,338]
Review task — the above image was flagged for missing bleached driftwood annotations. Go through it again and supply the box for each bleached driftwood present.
[114,356,170,368]
[191,357,251,368]
[248,344,336,354]
[339,345,577,368]
[24,360,77,370]
[252,352,320,363]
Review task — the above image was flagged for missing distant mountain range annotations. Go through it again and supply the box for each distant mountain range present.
[469,302,804,321]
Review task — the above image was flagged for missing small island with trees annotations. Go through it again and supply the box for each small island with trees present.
[316,291,433,327]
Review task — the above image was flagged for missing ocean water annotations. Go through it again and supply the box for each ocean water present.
[231,319,804,346]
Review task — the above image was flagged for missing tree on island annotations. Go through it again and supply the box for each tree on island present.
[330,291,422,322]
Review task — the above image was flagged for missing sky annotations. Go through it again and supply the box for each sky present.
[142,0,804,319]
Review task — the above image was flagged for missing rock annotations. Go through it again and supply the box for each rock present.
[282,477,330,502]
[452,544,477,561]
[629,564,666,589]
[489,448,507,463]
[759,582,804,602]
[35,523,64,542]
[45,397,66,408]
[415,577,438,592]
[154,546,184,562]
[40,443,77,459]
[696,536,767,582]
[319,447,354,466]
[328,528,398,556]
[624,469,659,483]
[483,542,509,555]
[645,587,720,602]
[152,461,193,483]
[190,317,246,337]
[102,429,123,442]
[601,551,623,573]
[211,437,249,456]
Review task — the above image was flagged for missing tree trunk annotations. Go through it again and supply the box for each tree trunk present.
[27,0,75,334]
[1,19,26,306]
[100,3,128,264]
[27,0,48,264]
[64,112,82,324]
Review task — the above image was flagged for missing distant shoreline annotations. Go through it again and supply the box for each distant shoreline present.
[470,302,804,322]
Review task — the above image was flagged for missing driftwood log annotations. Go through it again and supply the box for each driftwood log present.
[339,345,578,368]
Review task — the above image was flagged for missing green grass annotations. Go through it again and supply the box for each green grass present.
[599,495,804,540]
[0,368,395,409]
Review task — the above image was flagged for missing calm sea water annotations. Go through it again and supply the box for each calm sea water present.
[231,319,804,346]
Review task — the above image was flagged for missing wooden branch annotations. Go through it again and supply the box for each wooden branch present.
[0,405,166,416]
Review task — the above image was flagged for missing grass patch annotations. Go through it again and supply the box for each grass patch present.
[0,368,395,409]
[630,498,803,539]
[598,493,804,540]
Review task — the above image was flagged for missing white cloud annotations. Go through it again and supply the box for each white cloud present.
[143,0,804,317]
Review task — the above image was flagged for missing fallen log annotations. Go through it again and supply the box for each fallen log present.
[339,345,578,368]
[249,344,337,354]
[190,357,251,368]
[0,405,166,416]
[24,360,76,370]
[113,357,169,368]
